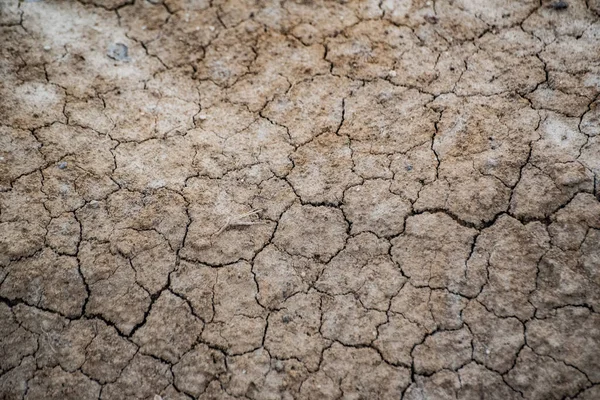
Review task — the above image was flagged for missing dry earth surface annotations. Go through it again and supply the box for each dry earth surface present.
[1,0,600,399]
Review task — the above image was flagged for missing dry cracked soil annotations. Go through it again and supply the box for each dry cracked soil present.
[1,0,600,399]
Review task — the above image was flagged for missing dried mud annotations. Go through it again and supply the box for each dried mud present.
[1,0,600,399]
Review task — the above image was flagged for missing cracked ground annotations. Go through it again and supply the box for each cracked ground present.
[1,0,600,399]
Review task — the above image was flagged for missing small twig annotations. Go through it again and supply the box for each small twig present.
[213,209,265,236]
[41,327,58,353]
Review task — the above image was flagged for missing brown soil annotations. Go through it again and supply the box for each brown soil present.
[1,0,600,399]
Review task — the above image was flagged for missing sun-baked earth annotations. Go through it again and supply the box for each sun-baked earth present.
[1,0,600,399]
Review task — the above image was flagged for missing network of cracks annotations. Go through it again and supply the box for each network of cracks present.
[1,0,600,399]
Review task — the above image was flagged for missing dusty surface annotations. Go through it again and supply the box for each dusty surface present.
[1,0,600,399]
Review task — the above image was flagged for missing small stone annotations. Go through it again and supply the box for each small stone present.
[548,1,568,10]
[58,161,67,169]
[107,43,129,62]
[43,45,51,51]
[198,114,207,120]
[209,26,215,31]
[388,70,397,77]
[274,360,284,372]
[282,315,292,323]
[424,15,439,24]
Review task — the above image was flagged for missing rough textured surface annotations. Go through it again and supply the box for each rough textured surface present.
[1,0,599,399]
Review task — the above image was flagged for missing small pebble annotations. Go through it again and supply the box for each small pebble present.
[282,315,292,323]
[548,0,568,10]
[58,161,67,169]
[209,26,215,32]
[406,165,413,171]
[107,43,129,62]
[388,70,397,77]
[198,114,208,120]
[274,361,284,372]
[43,45,51,51]
[424,14,439,24]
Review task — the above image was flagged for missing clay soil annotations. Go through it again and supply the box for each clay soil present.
[1,0,600,399]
